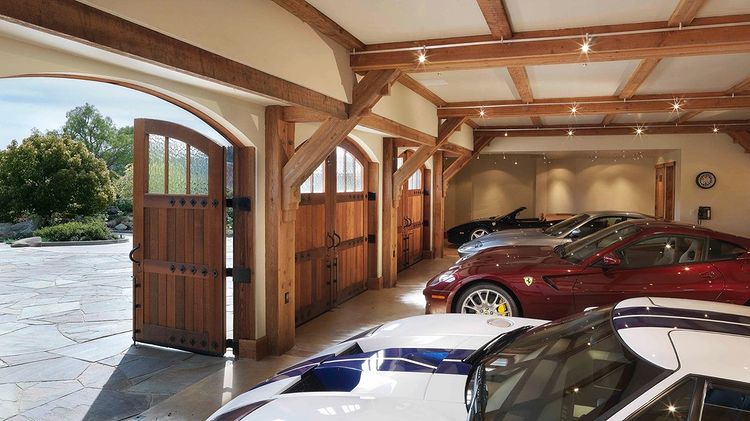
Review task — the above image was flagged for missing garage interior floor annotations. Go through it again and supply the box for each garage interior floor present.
[0,238,455,420]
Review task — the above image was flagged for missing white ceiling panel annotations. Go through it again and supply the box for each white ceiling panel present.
[504,0,678,32]
[527,60,640,98]
[411,68,517,102]
[696,0,750,18]
[472,116,533,127]
[690,110,750,121]
[306,0,489,44]
[542,115,605,126]
[613,112,676,124]
[638,54,750,94]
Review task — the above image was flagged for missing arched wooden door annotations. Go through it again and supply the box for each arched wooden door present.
[294,140,370,325]
[397,151,428,271]
[132,119,226,356]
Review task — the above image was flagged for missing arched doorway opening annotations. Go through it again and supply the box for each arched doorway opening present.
[294,138,375,325]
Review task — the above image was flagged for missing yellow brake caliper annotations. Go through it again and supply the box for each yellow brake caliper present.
[497,303,507,315]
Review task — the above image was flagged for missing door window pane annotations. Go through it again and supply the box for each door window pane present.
[148,134,166,193]
[336,147,364,193]
[630,378,698,421]
[301,162,325,194]
[336,147,346,192]
[354,161,363,191]
[618,236,707,268]
[703,382,750,419]
[168,139,187,194]
[189,147,209,195]
[707,238,746,261]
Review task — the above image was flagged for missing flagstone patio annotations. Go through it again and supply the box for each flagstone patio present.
[0,236,234,421]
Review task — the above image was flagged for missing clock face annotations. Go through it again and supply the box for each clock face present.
[696,172,716,189]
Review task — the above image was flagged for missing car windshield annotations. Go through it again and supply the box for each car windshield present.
[557,223,641,263]
[468,306,667,421]
[543,214,589,236]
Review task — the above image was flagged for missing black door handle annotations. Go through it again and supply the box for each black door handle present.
[333,232,341,247]
[326,233,335,249]
[129,243,141,265]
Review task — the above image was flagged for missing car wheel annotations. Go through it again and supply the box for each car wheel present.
[456,283,518,316]
[469,227,490,240]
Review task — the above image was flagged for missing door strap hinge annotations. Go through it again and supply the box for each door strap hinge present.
[227,267,252,283]
[367,234,377,244]
[423,220,430,227]
[423,189,430,196]
[367,191,377,201]
[226,197,252,212]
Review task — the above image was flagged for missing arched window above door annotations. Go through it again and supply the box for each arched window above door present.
[300,162,325,194]
[336,146,363,192]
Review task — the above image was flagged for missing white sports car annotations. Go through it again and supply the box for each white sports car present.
[208,297,750,420]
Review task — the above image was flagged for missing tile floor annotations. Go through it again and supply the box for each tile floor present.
[0,236,455,420]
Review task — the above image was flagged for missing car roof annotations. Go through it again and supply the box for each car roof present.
[613,297,750,383]
[579,210,652,218]
[618,219,750,245]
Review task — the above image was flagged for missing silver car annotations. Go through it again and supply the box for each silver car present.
[456,211,651,258]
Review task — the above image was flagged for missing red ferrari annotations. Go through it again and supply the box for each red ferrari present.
[424,220,750,320]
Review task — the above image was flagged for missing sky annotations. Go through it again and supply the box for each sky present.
[0,77,226,149]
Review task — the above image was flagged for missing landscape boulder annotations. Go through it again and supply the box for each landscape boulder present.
[11,236,42,248]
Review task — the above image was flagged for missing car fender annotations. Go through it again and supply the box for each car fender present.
[446,274,525,314]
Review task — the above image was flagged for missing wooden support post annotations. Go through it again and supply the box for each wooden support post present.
[432,151,445,259]
[366,161,382,289]
[265,106,296,355]
[233,146,263,358]
[382,138,398,288]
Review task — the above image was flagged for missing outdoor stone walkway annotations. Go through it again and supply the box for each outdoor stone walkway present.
[0,236,234,421]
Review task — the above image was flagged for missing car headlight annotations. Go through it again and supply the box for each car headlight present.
[428,269,458,286]
[208,399,271,421]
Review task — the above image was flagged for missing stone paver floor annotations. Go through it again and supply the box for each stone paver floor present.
[0,235,234,420]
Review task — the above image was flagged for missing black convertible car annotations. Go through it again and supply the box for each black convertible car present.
[446,207,567,245]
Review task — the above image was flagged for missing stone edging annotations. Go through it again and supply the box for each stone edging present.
[40,238,130,247]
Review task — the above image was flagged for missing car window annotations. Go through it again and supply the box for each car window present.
[561,223,641,264]
[703,382,750,418]
[617,235,707,268]
[707,238,747,261]
[572,216,629,239]
[543,214,589,236]
[629,378,699,420]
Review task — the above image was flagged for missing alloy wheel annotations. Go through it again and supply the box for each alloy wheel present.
[461,289,512,316]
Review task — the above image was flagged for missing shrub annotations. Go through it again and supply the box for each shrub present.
[34,220,115,242]
[0,132,115,224]
[113,197,133,214]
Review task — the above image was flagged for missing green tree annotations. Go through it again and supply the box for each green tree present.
[62,103,133,175]
[0,132,115,224]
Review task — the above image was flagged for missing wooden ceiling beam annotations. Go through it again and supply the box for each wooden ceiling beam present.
[397,74,448,107]
[668,0,707,27]
[728,130,750,153]
[476,0,513,39]
[507,66,534,103]
[393,117,466,201]
[671,110,702,123]
[474,121,750,137]
[351,15,750,72]
[0,0,348,119]
[618,58,662,99]
[439,142,472,156]
[728,76,750,94]
[601,114,617,125]
[438,95,750,118]
[282,69,400,209]
[270,0,364,50]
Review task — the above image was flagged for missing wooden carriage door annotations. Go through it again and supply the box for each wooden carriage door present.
[397,152,426,271]
[132,119,226,356]
[294,158,332,325]
[655,162,675,221]
[333,145,368,305]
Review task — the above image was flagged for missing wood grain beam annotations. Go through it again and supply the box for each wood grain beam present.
[728,76,750,93]
[398,74,448,107]
[439,142,472,156]
[728,131,750,153]
[668,0,706,27]
[476,0,513,39]
[0,0,348,119]
[392,117,466,201]
[351,16,750,72]
[601,114,617,125]
[382,138,398,287]
[282,70,400,210]
[432,151,445,259]
[438,94,750,118]
[530,116,543,126]
[618,58,661,99]
[507,66,534,103]
[442,136,494,190]
[270,0,364,50]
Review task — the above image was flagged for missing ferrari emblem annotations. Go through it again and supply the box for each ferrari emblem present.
[523,276,534,286]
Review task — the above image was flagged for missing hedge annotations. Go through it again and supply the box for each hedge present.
[34,220,115,242]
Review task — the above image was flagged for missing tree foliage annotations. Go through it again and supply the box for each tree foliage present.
[62,103,133,175]
[0,132,115,223]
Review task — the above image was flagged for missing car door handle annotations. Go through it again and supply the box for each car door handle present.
[699,271,719,280]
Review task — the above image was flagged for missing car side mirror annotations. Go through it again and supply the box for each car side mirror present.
[738,252,750,261]
[599,253,621,268]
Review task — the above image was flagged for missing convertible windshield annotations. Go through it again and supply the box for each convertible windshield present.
[558,223,641,263]
[543,214,589,236]
[471,306,666,421]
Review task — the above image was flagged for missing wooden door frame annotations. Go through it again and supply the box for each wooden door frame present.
[655,161,676,221]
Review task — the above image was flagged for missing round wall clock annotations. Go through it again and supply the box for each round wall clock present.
[696,171,716,189]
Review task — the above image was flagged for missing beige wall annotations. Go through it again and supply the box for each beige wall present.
[446,155,537,229]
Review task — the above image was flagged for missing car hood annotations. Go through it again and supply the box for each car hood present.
[208,314,546,421]
[458,246,576,275]
[457,228,558,253]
